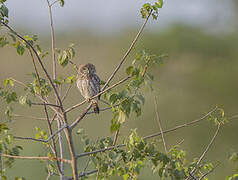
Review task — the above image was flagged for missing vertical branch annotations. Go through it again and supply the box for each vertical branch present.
[43,105,63,176]
[154,96,168,153]
[46,0,57,81]
[46,1,65,178]
[113,129,120,145]
[29,49,62,176]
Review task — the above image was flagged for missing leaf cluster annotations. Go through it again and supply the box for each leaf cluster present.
[103,50,166,133]
[140,0,163,20]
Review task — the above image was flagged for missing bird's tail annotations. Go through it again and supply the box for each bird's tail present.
[92,100,99,114]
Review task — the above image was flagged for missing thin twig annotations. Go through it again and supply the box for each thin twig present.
[0,154,71,164]
[76,107,218,158]
[154,96,167,153]
[12,114,46,121]
[83,157,91,173]
[31,102,61,108]
[198,163,220,180]
[62,85,72,102]
[78,169,98,178]
[113,129,120,146]
[14,123,68,143]
[143,107,218,140]
[101,12,151,92]
[188,124,221,179]
[96,168,100,180]
[44,103,63,176]
[70,104,92,129]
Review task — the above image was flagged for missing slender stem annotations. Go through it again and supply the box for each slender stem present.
[12,114,46,121]
[70,104,92,129]
[44,104,62,176]
[0,154,71,164]
[76,107,218,158]
[31,102,61,107]
[113,129,120,146]
[154,96,167,153]
[46,0,57,82]
[198,163,220,180]
[189,124,221,178]
[143,107,218,140]
[14,124,68,143]
[101,12,151,91]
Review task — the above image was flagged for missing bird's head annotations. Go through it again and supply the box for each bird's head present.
[78,63,96,75]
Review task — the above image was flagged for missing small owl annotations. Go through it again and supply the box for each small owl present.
[76,63,101,114]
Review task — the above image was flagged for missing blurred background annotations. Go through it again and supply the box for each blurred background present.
[1,0,238,179]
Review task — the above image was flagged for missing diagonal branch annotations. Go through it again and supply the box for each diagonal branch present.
[154,96,167,153]
[14,123,68,143]
[1,22,64,112]
[76,107,218,158]
[188,124,221,179]
[101,12,151,91]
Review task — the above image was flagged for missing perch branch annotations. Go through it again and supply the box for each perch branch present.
[65,76,130,113]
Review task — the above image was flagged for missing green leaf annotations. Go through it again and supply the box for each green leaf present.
[155,0,163,8]
[126,66,133,75]
[68,47,75,59]
[109,93,118,104]
[36,44,42,55]
[58,50,69,67]
[6,92,17,104]
[0,36,8,47]
[3,78,14,87]
[0,4,8,17]
[59,0,64,7]
[118,110,126,124]
[19,95,27,105]
[17,44,25,55]
[65,75,76,84]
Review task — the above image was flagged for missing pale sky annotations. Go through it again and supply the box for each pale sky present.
[4,0,235,34]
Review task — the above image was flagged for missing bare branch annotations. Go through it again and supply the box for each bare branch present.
[198,163,220,180]
[14,123,68,143]
[31,102,61,108]
[78,169,98,178]
[12,114,46,121]
[76,107,218,158]
[154,96,167,153]
[0,154,71,164]
[62,85,72,102]
[188,124,221,179]
[101,12,151,91]
[113,129,120,146]
[70,104,92,129]
[143,107,218,140]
